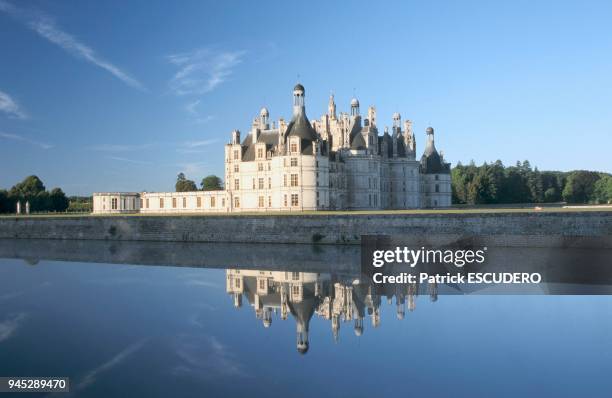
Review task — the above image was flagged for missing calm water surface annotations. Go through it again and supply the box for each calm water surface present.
[0,241,611,397]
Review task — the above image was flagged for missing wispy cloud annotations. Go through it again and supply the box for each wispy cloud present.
[74,340,147,392]
[0,131,53,149]
[89,143,154,152]
[0,0,144,90]
[106,156,152,165]
[173,334,248,379]
[0,90,27,119]
[184,100,214,125]
[176,162,208,175]
[184,139,217,148]
[0,313,28,343]
[167,48,245,95]
[185,100,201,115]
[175,139,217,154]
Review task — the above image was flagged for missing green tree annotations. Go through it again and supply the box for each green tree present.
[527,167,544,203]
[467,171,496,204]
[0,190,11,213]
[562,171,601,204]
[201,175,223,191]
[10,175,46,200]
[593,175,612,204]
[50,188,70,212]
[175,173,198,192]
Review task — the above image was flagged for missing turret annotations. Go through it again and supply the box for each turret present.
[392,112,401,130]
[231,130,241,145]
[293,83,305,116]
[328,93,337,120]
[350,97,360,117]
[259,107,269,129]
[368,106,377,127]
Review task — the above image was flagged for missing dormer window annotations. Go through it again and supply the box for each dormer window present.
[257,147,264,158]
[290,142,298,153]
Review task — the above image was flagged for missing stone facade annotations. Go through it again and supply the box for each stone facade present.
[92,83,451,214]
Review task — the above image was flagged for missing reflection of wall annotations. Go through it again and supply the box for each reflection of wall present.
[226,268,438,354]
[2,212,610,247]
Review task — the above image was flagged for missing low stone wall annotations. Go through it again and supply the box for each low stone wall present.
[0,211,611,248]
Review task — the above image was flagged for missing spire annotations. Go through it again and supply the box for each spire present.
[368,106,376,127]
[328,93,336,120]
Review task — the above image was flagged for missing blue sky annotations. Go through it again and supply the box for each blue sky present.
[0,0,611,195]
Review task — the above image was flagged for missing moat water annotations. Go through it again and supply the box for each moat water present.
[0,240,611,397]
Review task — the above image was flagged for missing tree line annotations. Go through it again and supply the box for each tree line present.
[452,160,612,205]
[0,175,94,214]
[175,173,223,192]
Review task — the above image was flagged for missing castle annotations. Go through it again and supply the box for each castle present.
[93,83,451,214]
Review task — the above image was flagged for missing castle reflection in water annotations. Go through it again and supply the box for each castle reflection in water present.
[226,268,438,354]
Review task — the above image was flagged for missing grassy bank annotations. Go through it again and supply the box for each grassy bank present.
[1,205,611,219]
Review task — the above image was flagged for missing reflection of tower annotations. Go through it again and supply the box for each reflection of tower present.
[289,297,316,355]
[263,307,272,328]
[428,280,438,302]
[371,307,380,328]
[354,318,363,336]
[332,314,340,343]
[408,282,418,312]
[396,295,405,320]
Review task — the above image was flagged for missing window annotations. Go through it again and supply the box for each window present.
[257,148,264,158]
[258,196,264,207]
[435,174,439,181]
[292,285,300,296]
[268,196,271,207]
[234,197,240,208]
[435,184,440,193]
[284,194,287,207]
[234,179,240,190]
[235,279,241,288]
[283,174,287,187]
[182,197,186,208]
[234,164,239,172]
[146,198,149,209]
[160,198,164,208]
[111,198,118,210]
[290,143,297,153]
[222,198,226,207]
[290,157,298,167]
[233,150,239,160]
[197,197,202,208]
[316,161,319,167]
[290,174,298,187]
[292,272,300,280]
[258,178,264,189]
[211,197,216,207]
[267,163,271,171]
[259,279,266,289]
[268,178,271,189]
[291,194,299,206]
[258,163,263,171]
[172,198,177,208]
